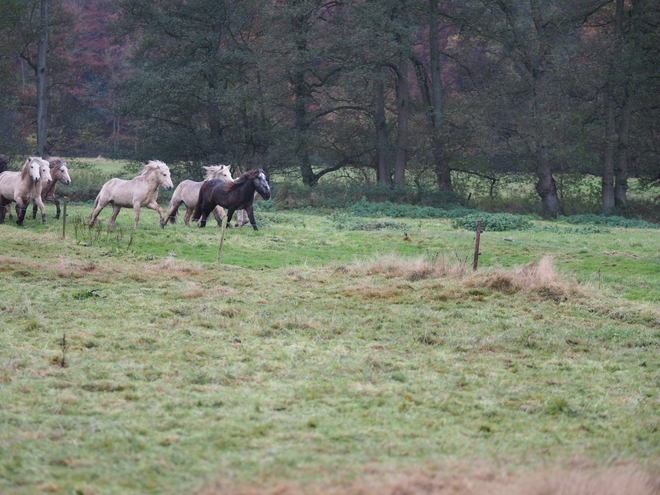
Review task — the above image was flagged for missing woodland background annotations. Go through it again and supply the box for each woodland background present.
[0,0,659,218]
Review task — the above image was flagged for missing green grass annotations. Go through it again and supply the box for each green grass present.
[0,205,659,494]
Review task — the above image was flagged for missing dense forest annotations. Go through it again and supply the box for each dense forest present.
[0,0,658,217]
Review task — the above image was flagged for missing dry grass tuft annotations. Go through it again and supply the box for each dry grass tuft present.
[347,254,467,281]
[197,464,660,495]
[54,261,97,278]
[468,255,581,301]
[343,255,579,301]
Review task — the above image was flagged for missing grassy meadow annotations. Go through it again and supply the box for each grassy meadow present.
[1,196,659,494]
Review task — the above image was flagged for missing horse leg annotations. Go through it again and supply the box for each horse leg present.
[0,201,6,224]
[54,197,61,219]
[33,196,48,224]
[144,201,166,228]
[155,204,166,229]
[15,200,27,226]
[89,199,108,227]
[108,205,122,229]
[32,201,38,220]
[132,203,141,229]
[184,206,193,227]
[198,203,215,228]
[166,198,182,225]
[246,205,258,230]
[212,206,226,227]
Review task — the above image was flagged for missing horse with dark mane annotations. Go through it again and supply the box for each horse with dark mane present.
[31,157,71,220]
[193,169,270,230]
[0,156,52,226]
[164,164,232,227]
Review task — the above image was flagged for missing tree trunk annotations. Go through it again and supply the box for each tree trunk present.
[612,0,641,208]
[535,133,562,218]
[293,68,315,186]
[36,0,49,157]
[614,88,632,207]
[428,0,451,191]
[529,0,562,218]
[373,68,391,186]
[602,82,616,215]
[393,62,408,187]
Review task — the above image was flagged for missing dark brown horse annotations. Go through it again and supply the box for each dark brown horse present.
[32,157,71,220]
[193,169,270,230]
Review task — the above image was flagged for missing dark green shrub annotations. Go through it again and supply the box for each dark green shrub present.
[561,214,659,229]
[270,181,466,209]
[347,200,477,219]
[452,213,533,231]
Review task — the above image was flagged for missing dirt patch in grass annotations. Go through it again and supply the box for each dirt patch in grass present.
[197,463,660,495]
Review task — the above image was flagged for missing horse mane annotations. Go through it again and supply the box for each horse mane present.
[140,160,167,176]
[47,157,65,170]
[20,157,36,181]
[226,169,263,192]
[203,164,231,180]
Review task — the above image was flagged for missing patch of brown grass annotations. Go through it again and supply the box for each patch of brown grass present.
[196,463,660,495]
[467,256,581,301]
[346,254,467,281]
[343,255,579,302]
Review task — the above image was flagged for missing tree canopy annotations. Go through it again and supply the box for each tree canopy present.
[1,0,658,214]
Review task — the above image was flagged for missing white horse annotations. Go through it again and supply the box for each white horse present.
[0,157,52,226]
[32,157,72,220]
[88,160,173,229]
[164,164,233,227]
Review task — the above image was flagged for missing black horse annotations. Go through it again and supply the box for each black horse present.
[192,169,271,230]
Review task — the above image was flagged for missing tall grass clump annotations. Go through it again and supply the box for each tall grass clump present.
[345,253,468,281]
[467,256,580,301]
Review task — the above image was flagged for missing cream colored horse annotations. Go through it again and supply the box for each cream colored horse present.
[164,164,233,227]
[0,157,52,226]
[31,157,72,220]
[88,160,173,229]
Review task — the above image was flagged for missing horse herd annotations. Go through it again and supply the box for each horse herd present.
[0,157,271,230]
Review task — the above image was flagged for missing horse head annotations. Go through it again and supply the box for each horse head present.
[49,158,71,185]
[37,158,52,184]
[253,169,271,200]
[25,157,42,183]
[203,164,233,181]
[147,160,173,190]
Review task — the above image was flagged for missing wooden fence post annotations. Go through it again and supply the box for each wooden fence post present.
[473,220,482,271]
[61,197,67,239]
[216,215,228,264]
